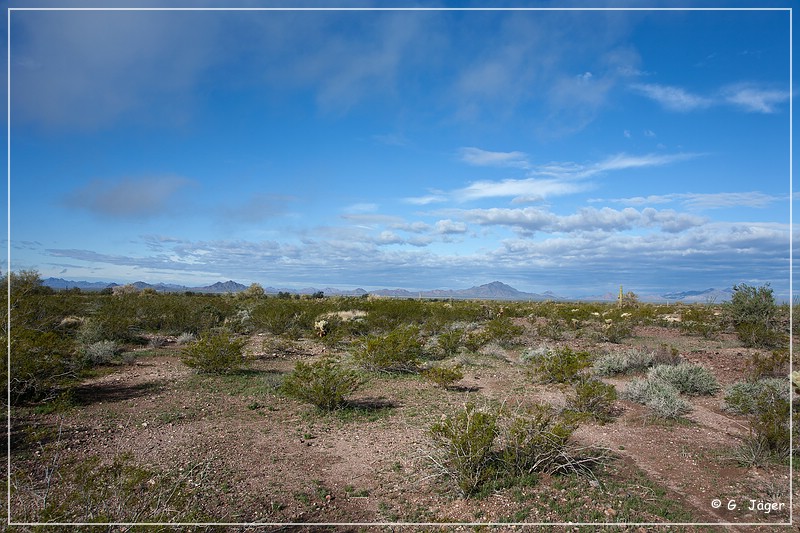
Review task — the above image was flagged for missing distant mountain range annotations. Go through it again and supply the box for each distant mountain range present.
[40,277,734,302]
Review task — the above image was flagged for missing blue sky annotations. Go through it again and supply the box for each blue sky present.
[6,3,797,299]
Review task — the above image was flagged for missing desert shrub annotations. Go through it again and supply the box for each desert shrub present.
[251,300,315,338]
[647,363,720,396]
[566,378,618,423]
[652,343,683,366]
[176,332,196,345]
[10,328,77,405]
[500,403,576,477]
[735,322,785,349]
[422,365,464,389]
[599,320,633,343]
[180,330,248,374]
[147,335,168,349]
[81,340,119,366]
[749,387,791,456]
[484,317,523,347]
[525,346,592,384]
[749,348,789,379]
[727,283,782,348]
[622,378,692,419]
[11,451,213,523]
[679,306,722,338]
[728,283,778,326]
[353,325,422,372]
[724,378,788,415]
[536,318,566,341]
[463,330,490,352]
[437,328,464,358]
[593,349,654,377]
[429,402,499,495]
[281,357,362,410]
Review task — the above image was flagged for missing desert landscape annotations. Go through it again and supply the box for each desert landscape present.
[4,273,796,530]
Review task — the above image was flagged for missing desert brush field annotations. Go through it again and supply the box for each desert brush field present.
[3,272,797,531]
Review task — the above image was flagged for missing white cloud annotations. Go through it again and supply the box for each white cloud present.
[454,178,587,203]
[595,191,779,210]
[629,83,712,112]
[631,82,789,114]
[721,83,790,114]
[456,206,705,235]
[531,152,699,180]
[459,147,529,169]
[435,219,468,235]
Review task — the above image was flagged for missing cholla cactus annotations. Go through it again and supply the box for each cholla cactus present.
[314,319,330,338]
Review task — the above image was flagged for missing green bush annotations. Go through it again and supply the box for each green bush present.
[437,328,464,358]
[647,363,720,396]
[281,357,362,410]
[593,349,654,377]
[727,283,782,348]
[483,317,523,347]
[679,306,722,338]
[353,325,422,372]
[180,330,248,374]
[525,346,592,384]
[422,365,464,389]
[500,403,575,477]
[600,320,633,343]
[748,386,791,456]
[429,402,499,495]
[566,379,618,423]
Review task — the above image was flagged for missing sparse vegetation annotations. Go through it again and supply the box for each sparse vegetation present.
[5,270,789,526]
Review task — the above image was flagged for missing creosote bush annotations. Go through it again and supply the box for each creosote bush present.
[281,357,362,411]
[525,346,592,384]
[429,402,607,497]
[566,378,618,423]
[429,402,499,495]
[422,365,464,389]
[180,330,248,374]
[353,325,423,372]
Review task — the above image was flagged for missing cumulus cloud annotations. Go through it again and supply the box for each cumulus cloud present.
[62,176,194,219]
[456,206,705,235]
[434,219,468,235]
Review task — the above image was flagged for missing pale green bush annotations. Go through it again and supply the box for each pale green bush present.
[593,349,654,377]
[647,363,720,396]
